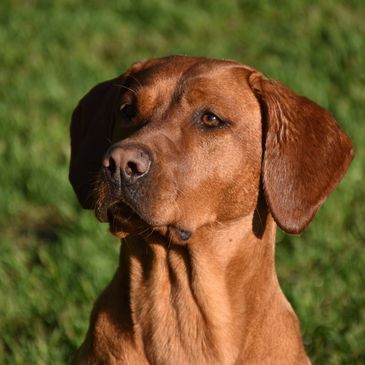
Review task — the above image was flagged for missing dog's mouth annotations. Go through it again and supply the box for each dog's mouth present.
[96,197,192,243]
[96,196,148,238]
[94,180,192,243]
[107,201,144,238]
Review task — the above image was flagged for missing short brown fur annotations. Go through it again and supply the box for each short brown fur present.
[69,56,353,364]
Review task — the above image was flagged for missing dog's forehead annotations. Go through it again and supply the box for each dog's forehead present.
[136,57,242,86]
[127,57,252,105]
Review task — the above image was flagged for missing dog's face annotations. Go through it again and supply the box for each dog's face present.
[95,58,263,240]
[70,56,353,241]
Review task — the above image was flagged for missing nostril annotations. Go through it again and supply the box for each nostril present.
[126,161,140,176]
[108,157,117,176]
[125,159,149,177]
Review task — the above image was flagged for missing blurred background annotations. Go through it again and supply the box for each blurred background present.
[0,1,364,364]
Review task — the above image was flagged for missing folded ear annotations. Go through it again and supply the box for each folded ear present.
[248,71,354,234]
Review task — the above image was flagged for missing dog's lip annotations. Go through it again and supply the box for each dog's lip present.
[95,198,113,223]
[109,201,140,221]
[96,199,140,223]
[97,198,161,227]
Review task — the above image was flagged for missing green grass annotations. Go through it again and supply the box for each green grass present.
[0,1,364,364]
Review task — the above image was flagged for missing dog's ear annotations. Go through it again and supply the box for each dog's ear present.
[69,78,119,208]
[69,60,149,208]
[248,71,353,234]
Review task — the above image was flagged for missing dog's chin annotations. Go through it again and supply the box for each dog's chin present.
[106,205,138,238]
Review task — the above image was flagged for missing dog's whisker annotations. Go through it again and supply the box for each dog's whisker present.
[137,226,151,236]
[113,83,139,96]
[254,207,264,232]
[127,74,143,88]
[167,231,172,251]
[145,228,155,239]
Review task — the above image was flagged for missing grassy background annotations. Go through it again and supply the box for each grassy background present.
[0,1,364,364]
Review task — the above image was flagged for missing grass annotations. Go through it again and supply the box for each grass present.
[0,1,364,364]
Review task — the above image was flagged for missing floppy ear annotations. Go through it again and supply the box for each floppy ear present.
[248,71,354,234]
[69,78,120,208]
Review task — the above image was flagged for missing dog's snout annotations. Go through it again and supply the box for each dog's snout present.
[103,144,152,185]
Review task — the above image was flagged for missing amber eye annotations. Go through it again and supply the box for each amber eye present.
[120,103,136,119]
[201,112,225,129]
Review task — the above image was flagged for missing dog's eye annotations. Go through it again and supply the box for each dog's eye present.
[120,103,136,119]
[201,113,226,129]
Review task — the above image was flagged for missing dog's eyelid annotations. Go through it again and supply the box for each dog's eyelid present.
[196,109,230,130]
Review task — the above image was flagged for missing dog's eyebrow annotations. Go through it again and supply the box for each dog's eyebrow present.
[172,74,215,105]
[171,61,208,103]
[172,62,242,104]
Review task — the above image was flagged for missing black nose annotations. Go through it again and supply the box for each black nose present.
[103,144,152,185]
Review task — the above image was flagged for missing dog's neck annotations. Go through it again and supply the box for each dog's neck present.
[113,208,288,364]
[84,206,309,364]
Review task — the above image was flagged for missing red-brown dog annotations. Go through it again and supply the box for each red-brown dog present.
[69,56,353,364]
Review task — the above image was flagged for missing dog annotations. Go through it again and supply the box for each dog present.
[69,56,353,364]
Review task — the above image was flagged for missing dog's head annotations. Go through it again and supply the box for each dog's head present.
[69,56,353,241]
